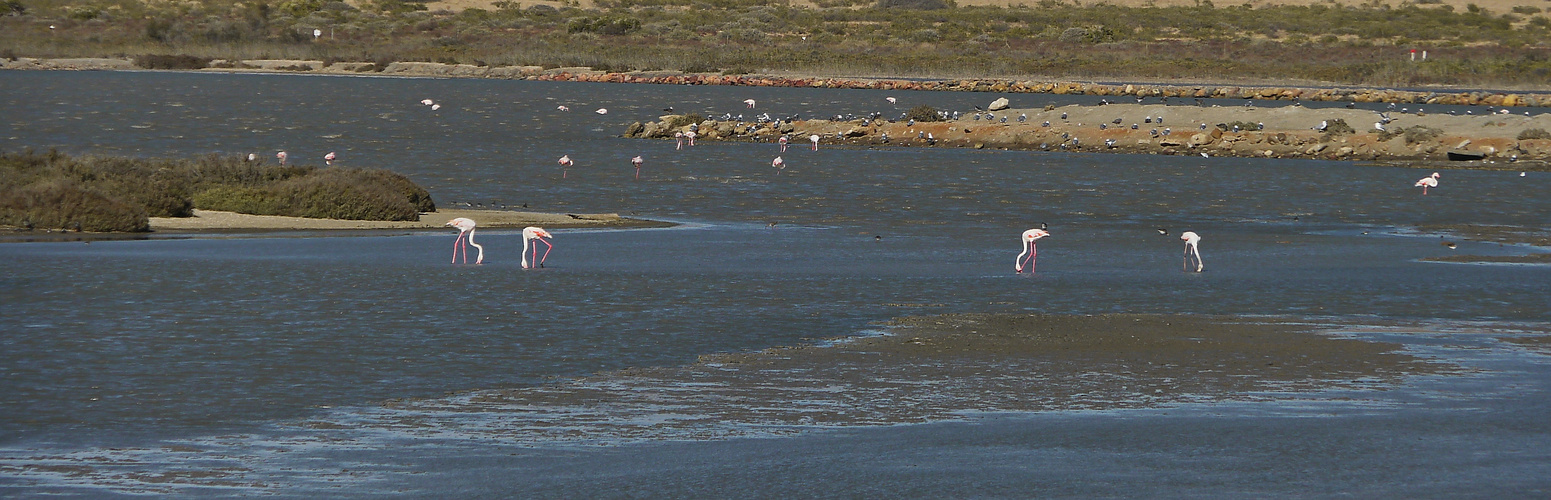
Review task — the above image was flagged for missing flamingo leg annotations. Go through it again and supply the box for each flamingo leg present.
[538,238,553,267]
[1029,244,1037,273]
[452,232,461,264]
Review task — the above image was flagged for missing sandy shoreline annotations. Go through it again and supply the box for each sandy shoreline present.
[0,209,671,242]
[630,102,1551,167]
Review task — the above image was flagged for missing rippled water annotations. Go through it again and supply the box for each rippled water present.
[2,71,1549,495]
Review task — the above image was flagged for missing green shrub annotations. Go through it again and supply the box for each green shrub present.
[1518,128,1551,140]
[1322,118,1357,136]
[665,114,705,128]
[0,180,149,232]
[906,105,943,122]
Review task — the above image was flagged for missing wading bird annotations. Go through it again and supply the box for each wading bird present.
[779,135,788,152]
[744,99,757,108]
[595,108,607,114]
[1415,172,1440,195]
[420,99,434,106]
[810,134,820,151]
[522,226,553,269]
[446,217,484,265]
[631,155,643,179]
[684,130,696,146]
[1015,228,1050,274]
[559,155,573,178]
[772,156,784,174]
[276,151,287,165]
[323,151,336,166]
[557,105,569,111]
[886,97,897,105]
[1180,231,1203,272]
[675,131,684,150]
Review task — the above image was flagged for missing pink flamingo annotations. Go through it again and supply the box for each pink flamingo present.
[886,96,897,105]
[420,99,434,106]
[323,151,336,166]
[557,105,569,111]
[685,130,696,147]
[1415,172,1440,195]
[772,156,785,174]
[431,104,441,111]
[1181,231,1203,272]
[522,226,553,269]
[809,134,820,151]
[675,132,684,150]
[276,151,287,165]
[744,99,757,108]
[445,218,484,264]
[1015,228,1050,273]
[559,155,573,178]
[595,108,608,115]
[631,155,644,179]
[778,135,788,152]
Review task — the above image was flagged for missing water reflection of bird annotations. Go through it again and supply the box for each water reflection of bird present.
[1181,231,1203,272]
[1416,172,1439,194]
[1015,228,1050,274]
[446,218,483,265]
[522,227,553,269]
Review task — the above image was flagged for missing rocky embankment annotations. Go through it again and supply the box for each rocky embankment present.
[5,57,1550,108]
[624,102,1551,167]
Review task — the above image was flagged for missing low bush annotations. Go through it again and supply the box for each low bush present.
[1518,128,1551,140]
[906,104,943,122]
[0,150,436,232]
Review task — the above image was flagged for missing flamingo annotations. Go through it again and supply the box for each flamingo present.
[772,156,784,174]
[684,130,696,146]
[522,226,553,269]
[675,131,684,150]
[323,151,336,166]
[595,108,608,115]
[1415,172,1440,195]
[1181,231,1203,272]
[559,155,574,178]
[246,153,256,162]
[445,218,484,264]
[809,134,820,151]
[631,155,643,179]
[557,105,569,111]
[420,99,434,106]
[778,135,788,152]
[276,151,287,165]
[1015,228,1050,273]
[431,104,441,111]
[886,96,897,105]
[744,99,757,108]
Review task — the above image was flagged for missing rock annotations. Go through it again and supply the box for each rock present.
[1160,138,1184,147]
[1188,133,1212,147]
[1455,139,1472,149]
[1337,146,1355,155]
[988,98,1010,111]
[1306,143,1329,154]
[844,128,867,137]
[625,122,645,138]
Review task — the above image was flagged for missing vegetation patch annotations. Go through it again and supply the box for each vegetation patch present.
[0,150,435,233]
[1518,128,1551,140]
[132,54,213,70]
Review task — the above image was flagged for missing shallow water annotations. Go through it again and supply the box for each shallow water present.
[2,71,1549,495]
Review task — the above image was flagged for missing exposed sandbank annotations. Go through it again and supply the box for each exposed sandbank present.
[628,102,1551,167]
[0,209,669,242]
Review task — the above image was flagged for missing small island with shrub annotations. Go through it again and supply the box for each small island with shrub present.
[0,149,435,233]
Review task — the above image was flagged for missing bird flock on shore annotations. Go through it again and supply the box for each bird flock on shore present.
[276,94,1483,272]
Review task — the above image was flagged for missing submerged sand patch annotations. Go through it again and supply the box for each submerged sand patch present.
[355,314,1455,444]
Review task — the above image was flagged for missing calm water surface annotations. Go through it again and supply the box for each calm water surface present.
[2,71,1549,495]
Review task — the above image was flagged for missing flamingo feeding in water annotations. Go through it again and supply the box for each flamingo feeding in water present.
[323,151,336,166]
[886,96,897,105]
[445,218,484,264]
[420,99,434,106]
[1415,172,1440,194]
[778,135,788,152]
[557,105,569,111]
[1015,228,1050,273]
[809,134,820,151]
[744,99,757,108]
[772,156,785,174]
[595,108,608,115]
[631,155,644,179]
[675,132,684,150]
[684,131,696,147]
[558,155,574,178]
[276,151,287,165]
[522,226,553,269]
[1181,231,1203,272]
